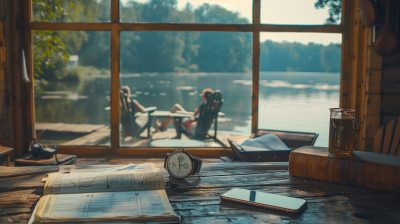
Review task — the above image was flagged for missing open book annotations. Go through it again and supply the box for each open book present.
[34,163,179,223]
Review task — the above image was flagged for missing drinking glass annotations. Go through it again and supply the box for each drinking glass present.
[328,108,361,155]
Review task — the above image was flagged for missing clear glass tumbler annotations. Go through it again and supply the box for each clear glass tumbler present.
[328,108,358,155]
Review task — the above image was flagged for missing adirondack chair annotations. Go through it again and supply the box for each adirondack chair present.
[119,89,157,139]
[373,115,400,155]
[177,90,226,146]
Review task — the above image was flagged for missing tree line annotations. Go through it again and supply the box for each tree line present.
[33,0,341,82]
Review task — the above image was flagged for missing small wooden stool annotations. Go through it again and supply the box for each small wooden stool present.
[0,146,13,166]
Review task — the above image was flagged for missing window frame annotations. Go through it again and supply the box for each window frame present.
[24,0,358,157]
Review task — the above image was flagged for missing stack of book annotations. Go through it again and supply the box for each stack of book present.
[31,163,179,223]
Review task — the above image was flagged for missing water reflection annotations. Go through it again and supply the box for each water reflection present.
[35,71,339,147]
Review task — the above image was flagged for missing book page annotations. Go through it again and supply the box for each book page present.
[44,170,165,195]
[35,190,179,223]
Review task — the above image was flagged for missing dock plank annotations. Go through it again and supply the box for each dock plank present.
[36,123,105,133]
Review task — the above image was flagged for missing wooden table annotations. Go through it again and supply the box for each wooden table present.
[1,158,400,223]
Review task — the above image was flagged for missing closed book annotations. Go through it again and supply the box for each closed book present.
[289,146,400,193]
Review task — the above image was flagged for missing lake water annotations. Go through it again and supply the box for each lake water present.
[35,71,340,147]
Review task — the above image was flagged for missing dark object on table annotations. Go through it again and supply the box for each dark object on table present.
[228,129,318,162]
[118,88,157,139]
[373,115,400,155]
[15,129,76,166]
[0,146,13,166]
[177,90,225,146]
[289,146,400,193]
[29,129,60,160]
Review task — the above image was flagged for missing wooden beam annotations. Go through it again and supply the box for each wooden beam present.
[110,23,120,150]
[3,0,15,153]
[251,32,259,133]
[251,0,260,134]
[111,0,119,23]
[28,23,112,31]
[258,25,342,33]
[253,0,260,25]
[28,22,343,33]
[23,0,35,148]
[10,0,25,156]
[355,8,368,151]
[340,0,352,110]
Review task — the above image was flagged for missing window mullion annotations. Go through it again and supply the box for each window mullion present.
[24,0,36,151]
[252,0,260,133]
[110,24,120,150]
[111,0,119,23]
[110,0,120,150]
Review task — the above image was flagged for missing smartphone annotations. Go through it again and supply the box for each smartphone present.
[220,188,306,213]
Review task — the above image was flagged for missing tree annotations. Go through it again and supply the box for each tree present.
[32,0,104,78]
[314,0,342,25]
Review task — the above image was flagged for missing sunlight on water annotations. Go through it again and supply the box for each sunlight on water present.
[258,90,339,147]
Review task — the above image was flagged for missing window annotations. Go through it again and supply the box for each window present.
[28,0,346,155]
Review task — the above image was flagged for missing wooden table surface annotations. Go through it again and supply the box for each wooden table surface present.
[1,158,400,223]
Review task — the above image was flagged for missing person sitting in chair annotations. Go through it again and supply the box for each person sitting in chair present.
[157,88,214,138]
[120,85,145,113]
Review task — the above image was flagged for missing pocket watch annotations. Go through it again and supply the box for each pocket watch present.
[164,148,202,179]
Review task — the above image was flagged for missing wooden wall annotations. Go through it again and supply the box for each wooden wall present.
[362,29,400,152]
[381,51,400,126]
[361,29,383,152]
[0,0,13,157]
[0,0,30,158]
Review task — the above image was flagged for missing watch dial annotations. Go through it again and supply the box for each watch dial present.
[167,152,192,178]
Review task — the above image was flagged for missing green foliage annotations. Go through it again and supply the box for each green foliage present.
[260,41,341,72]
[34,0,342,81]
[32,0,107,78]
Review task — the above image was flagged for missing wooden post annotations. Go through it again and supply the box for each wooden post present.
[340,0,369,151]
[0,1,9,147]
[23,0,35,152]
[251,0,260,134]
[10,0,27,156]
[110,0,120,150]
[355,6,368,151]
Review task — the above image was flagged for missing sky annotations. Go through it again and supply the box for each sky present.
[119,0,342,46]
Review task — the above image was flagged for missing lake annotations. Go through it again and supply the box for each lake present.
[35,71,340,147]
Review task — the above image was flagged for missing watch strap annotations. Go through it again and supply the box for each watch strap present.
[187,151,202,175]
[164,153,170,169]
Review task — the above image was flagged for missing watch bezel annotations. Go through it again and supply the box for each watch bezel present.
[165,150,194,179]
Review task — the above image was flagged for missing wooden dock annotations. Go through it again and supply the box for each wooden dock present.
[36,122,242,147]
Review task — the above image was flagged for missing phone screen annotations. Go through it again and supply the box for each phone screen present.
[221,188,306,212]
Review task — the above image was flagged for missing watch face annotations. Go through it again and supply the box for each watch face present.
[167,152,192,178]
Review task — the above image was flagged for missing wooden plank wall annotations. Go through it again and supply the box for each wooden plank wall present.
[361,28,383,152]
[0,3,9,145]
[0,0,16,159]
[381,51,400,126]
[0,0,29,157]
